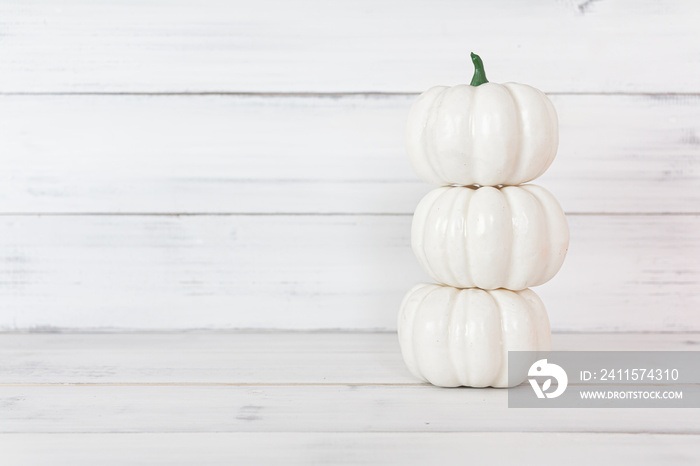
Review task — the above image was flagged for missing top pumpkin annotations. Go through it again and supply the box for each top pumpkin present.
[406,53,558,187]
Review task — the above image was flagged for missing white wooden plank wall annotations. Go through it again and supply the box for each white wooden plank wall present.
[1,0,699,93]
[0,0,698,331]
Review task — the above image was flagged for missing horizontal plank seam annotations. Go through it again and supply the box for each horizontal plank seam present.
[0,92,699,98]
[0,431,698,435]
[1,330,699,335]
[0,212,697,217]
[2,383,698,387]
[0,383,424,387]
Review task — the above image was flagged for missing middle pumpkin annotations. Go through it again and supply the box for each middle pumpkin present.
[412,184,569,290]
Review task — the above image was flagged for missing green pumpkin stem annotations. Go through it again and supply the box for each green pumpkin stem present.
[469,52,489,86]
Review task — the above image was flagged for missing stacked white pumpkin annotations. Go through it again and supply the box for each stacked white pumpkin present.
[398,53,569,388]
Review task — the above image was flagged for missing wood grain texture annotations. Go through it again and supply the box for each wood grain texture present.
[3,433,699,466]
[2,333,698,385]
[2,333,698,463]
[3,384,700,433]
[1,94,698,214]
[1,0,698,93]
[2,0,698,333]
[1,215,698,331]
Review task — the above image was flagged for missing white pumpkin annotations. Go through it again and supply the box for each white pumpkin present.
[412,184,568,290]
[398,283,551,388]
[406,54,558,187]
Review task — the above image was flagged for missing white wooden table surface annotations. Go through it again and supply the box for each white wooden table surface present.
[2,332,699,465]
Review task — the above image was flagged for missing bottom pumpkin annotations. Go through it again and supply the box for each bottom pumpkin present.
[398,283,551,388]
